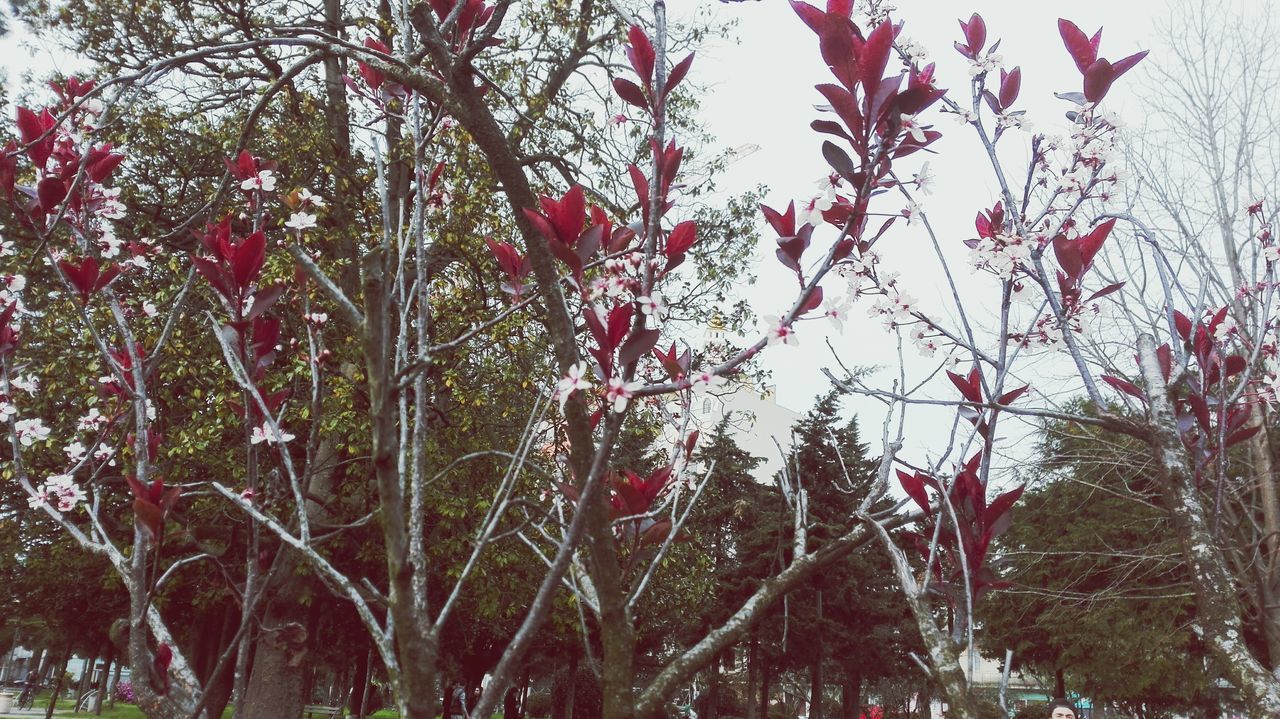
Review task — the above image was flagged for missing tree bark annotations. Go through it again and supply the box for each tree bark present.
[705,652,721,719]
[43,651,69,719]
[810,588,824,719]
[760,659,772,719]
[1137,334,1280,714]
[840,667,860,719]
[746,636,759,719]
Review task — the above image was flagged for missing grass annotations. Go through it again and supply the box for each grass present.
[10,689,411,717]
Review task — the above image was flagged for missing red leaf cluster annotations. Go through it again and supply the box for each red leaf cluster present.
[1058,19,1148,103]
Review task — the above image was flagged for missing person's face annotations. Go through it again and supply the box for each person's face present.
[1050,708,1077,719]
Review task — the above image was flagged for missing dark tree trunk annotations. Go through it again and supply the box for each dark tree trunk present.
[810,588,825,719]
[705,653,721,719]
[44,651,70,719]
[346,648,371,718]
[107,659,122,709]
[840,667,860,719]
[746,637,760,719]
[93,655,110,715]
[1054,668,1065,699]
[760,660,772,719]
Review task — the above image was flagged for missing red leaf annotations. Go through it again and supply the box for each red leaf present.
[858,21,893,94]
[618,328,659,366]
[1110,50,1149,80]
[665,221,697,257]
[37,177,67,211]
[626,25,656,85]
[1086,281,1125,302]
[1225,426,1261,448]
[946,369,982,403]
[1052,234,1083,281]
[1101,374,1144,399]
[1173,311,1192,342]
[665,53,695,97]
[996,385,1029,406]
[1083,58,1116,103]
[612,78,649,111]
[984,484,1024,534]
[998,67,1021,109]
[897,469,933,515]
[606,303,634,349]
[639,518,673,546]
[231,231,267,290]
[760,202,797,238]
[800,285,824,314]
[1058,19,1098,74]
[958,14,986,57]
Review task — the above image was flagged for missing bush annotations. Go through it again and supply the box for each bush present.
[114,679,135,703]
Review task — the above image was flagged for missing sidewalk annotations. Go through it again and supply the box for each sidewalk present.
[0,709,72,718]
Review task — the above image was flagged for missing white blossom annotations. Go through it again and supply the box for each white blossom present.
[765,315,799,347]
[286,212,317,230]
[250,423,296,445]
[605,376,644,413]
[240,170,277,192]
[14,418,51,446]
[64,441,88,463]
[554,361,592,412]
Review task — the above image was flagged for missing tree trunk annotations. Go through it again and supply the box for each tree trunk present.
[241,613,307,719]
[810,588,825,719]
[566,653,578,719]
[347,648,370,718]
[93,656,109,715]
[44,651,70,719]
[747,636,760,719]
[840,667,860,719]
[705,653,721,719]
[1054,668,1065,700]
[760,660,772,719]
[107,659,122,709]
[1137,334,1280,714]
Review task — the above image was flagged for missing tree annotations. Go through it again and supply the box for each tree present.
[1,3,925,718]
[979,411,1221,716]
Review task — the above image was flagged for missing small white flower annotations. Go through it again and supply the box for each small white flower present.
[142,301,159,318]
[1264,245,1280,264]
[241,170,277,193]
[765,315,799,347]
[797,193,834,228]
[44,473,86,512]
[93,443,117,466]
[296,188,326,207]
[64,441,88,463]
[912,162,934,195]
[690,371,727,394]
[6,275,27,292]
[78,407,108,432]
[304,312,329,325]
[555,361,592,413]
[900,114,928,144]
[286,212,317,230]
[823,297,851,332]
[10,375,38,395]
[250,423,296,445]
[605,376,644,413]
[636,293,668,321]
[14,418,51,446]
